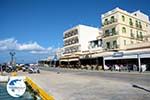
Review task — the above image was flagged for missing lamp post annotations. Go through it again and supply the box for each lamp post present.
[9,51,16,70]
[137,54,141,73]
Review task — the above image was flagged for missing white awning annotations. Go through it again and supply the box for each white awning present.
[104,54,137,60]
[60,59,68,62]
[60,58,79,62]
[140,53,150,58]
[68,58,79,61]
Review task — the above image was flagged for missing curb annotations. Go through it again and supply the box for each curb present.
[26,77,55,100]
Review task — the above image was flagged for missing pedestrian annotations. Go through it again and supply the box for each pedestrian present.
[127,64,131,72]
[133,64,137,71]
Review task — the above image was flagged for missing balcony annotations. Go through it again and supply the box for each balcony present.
[105,44,119,51]
[64,29,78,39]
[129,21,133,27]
[135,23,142,30]
[64,46,80,54]
[102,19,117,27]
[64,38,79,47]
[103,32,118,38]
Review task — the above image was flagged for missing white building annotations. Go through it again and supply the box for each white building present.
[63,24,100,55]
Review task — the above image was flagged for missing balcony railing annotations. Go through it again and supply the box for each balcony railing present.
[64,39,79,46]
[103,32,118,38]
[64,30,78,39]
[105,44,119,51]
[135,23,142,29]
[102,19,117,27]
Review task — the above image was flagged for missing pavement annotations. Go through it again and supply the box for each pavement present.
[15,68,150,100]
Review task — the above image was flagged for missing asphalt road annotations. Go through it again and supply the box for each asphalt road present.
[25,67,150,100]
[36,67,150,100]
[1,67,150,100]
[40,67,150,87]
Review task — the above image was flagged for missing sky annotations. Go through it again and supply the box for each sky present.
[0,0,149,63]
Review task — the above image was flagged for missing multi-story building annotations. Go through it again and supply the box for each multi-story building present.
[63,24,100,55]
[58,8,150,71]
[101,7,150,51]
[88,29,103,51]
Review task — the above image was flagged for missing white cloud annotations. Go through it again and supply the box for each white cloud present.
[30,50,49,54]
[0,38,53,54]
[0,38,18,51]
[18,42,45,51]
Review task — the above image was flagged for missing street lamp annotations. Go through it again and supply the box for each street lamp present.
[9,51,16,69]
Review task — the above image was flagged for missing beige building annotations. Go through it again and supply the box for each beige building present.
[101,7,150,51]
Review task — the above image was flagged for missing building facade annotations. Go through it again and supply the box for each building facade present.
[101,7,150,51]
[63,25,100,55]
[41,7,150,71]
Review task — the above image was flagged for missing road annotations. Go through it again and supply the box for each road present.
[40,67,150,87]
[20,67,150,100]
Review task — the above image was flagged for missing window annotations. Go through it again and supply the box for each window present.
[111,16,115,22]
[130,29,132,33]
[74,29,78,35]
[124,40,126,45]
[106,42,110,49]
[129,18,133,26]
[113,40,117,48]
[105,30,109,37]
[122,15,125,22]
[91,42,95,48]
[130,29,134,38]
[112,28,116,35]
[140,32,143,40]
[98,40,102,47]
[122,27,126,33]
[139,22,142,28]
[136,31,139,39]
[104,19,108,25]
[136,20,138,27]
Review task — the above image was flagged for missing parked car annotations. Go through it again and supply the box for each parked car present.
[28,66,40,74]
[22,64,30,72]
[5,65,13,73]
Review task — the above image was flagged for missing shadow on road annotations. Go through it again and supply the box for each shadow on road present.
[132,84,150,92]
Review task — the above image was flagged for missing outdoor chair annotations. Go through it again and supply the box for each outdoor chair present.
[115,65,120,71]
[104,65,109,70]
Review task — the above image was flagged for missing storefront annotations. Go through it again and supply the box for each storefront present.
[103,51,150,71]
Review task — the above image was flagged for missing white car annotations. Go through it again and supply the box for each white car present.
[28,66,40,74]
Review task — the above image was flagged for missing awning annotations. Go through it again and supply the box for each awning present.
[60,58,79,62]
[60,59,68,62]
[140,53,150,58]
[104,54,138,60]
